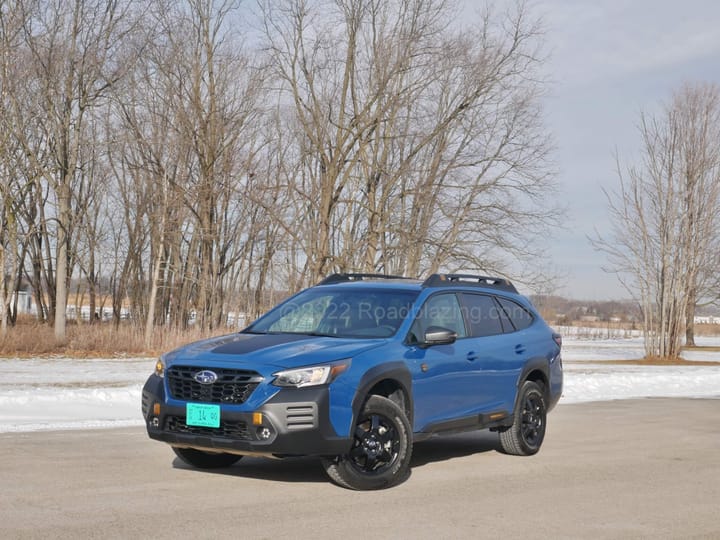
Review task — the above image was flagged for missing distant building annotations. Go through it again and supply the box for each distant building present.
[9,288,129,321]
[10,290,35,316]
[694,316,720,325]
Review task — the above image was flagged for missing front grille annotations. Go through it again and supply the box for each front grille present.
[165,415,252,440]
[167,366,262,404]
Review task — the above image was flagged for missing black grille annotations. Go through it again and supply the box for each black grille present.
[165,415,252,440]
[167,366,262,404]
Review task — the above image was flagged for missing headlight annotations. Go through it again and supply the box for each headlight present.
[154,358,165,378]
[273,360,350,388]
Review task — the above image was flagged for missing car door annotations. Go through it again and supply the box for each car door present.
[458,293,525,414]
[406,292,480,431]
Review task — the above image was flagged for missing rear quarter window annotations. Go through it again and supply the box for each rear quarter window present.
[496,297,534,331]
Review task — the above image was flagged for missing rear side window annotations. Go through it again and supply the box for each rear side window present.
[496,297,534,331]
[460,293,505,337]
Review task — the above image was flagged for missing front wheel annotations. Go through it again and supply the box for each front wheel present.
[499,380,547,456]
[172,447,242,469]
[322,395,412,490]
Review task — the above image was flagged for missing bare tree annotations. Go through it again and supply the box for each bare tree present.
[105,0,265,334]
[4,0,145,342]
[596,83,720,360]
[261,0,556,286]
[0,0,35,332]
[673,84,720,346]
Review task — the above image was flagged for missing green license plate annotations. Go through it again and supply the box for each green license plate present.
[186,403,220,428]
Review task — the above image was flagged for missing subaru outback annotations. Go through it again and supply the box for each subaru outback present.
[142,273,563,490]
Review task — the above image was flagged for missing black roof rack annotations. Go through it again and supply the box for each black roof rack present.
[421,273,518,293]
[317,273,412,285]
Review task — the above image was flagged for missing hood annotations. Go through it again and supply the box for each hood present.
[164,332,386,370]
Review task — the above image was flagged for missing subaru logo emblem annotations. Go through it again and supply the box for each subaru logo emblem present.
[193,370,218,385]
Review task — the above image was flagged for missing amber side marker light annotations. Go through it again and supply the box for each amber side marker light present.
[153,403,161,416]
[330,363,349,379]
[252,412,263,426]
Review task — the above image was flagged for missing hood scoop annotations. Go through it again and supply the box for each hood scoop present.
[212,333,313,355]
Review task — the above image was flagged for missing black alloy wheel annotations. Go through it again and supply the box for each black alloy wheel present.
[520,391,545,448]
[498,380,547,456]
[349,411,401,474]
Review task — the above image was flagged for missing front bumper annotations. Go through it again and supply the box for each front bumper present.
[141,375,352,457]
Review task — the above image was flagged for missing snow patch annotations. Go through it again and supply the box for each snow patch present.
[1,345,719,433]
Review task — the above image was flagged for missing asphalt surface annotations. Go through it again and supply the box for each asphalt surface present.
[1,398,719,540]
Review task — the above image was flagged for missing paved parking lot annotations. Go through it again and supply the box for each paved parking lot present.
[1,398,719,539]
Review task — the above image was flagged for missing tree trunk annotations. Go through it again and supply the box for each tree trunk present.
[145,244,163,349]
[0,244,7,338]
[54,183,71,343]
[685,288,696,347]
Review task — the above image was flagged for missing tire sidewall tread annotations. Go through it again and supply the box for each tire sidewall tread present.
[322,395,412,490]
[499,380,547,456]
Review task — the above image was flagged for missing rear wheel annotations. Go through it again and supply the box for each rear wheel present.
[172,447,242,469]
[499,380,547,456]
[322,395,412,490]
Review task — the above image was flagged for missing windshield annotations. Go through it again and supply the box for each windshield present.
[246,288,418,339]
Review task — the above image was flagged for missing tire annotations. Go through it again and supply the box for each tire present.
[172,447,242,469]
[499,380,547,456]
[322,395,412,490]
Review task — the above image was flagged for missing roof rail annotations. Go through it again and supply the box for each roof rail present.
[318,273,412,285]
[421,273,518,293]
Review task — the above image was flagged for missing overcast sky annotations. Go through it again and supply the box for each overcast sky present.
[494,0,720,299]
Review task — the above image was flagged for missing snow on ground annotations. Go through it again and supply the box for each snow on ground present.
[561,363,720,403]
[0,357,151,433]
[558,333,720,403]
[1,334,719,433]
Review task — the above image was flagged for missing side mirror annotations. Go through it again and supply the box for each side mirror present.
[421,326,457,347]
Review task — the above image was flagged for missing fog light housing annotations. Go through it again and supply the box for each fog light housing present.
[257,427,272,440]
[151,417,160,427]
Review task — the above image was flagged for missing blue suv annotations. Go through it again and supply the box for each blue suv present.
[142,273,563,490]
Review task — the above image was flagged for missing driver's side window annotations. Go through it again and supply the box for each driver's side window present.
[409,293,467,343]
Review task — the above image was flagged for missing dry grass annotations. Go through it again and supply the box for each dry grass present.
[0,322,230,358]
[2,319,720,362]
[693,323,720,336]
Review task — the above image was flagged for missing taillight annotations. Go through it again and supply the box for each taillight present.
[552,332,562,348]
